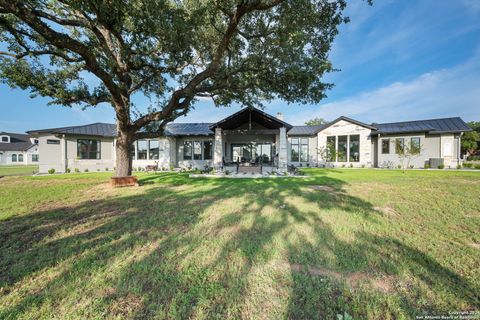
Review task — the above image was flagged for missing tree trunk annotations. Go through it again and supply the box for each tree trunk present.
[115,131,133,177]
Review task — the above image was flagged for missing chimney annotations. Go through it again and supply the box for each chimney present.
[276,112,284,121]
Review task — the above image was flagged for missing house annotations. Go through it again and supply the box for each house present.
[0,132,39,166]
[27,108,471,173]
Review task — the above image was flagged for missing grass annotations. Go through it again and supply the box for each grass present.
[0,169,479,319]
[0,165,38,176]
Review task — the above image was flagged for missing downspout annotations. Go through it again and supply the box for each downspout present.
[62,134,67,173]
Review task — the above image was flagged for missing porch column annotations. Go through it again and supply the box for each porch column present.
[278,127,288,171]
[214,127,223,169]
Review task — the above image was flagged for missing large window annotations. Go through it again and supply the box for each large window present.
[1,136,8,143]
[326,136,336,161]
[411,137,421,153]
[131,143,136,160]
[290,138,299,162]
[381,139,390,154]
[137,140,148,160]
[203,141,213,160]
[395,138,405,154]
[337,136,348,162]
[349,135,360,162]
[290,138,309,162]
[183,140,213,160]
[77,139,101,159]
[149,140,159,160]
[12,154,17,162]
[18,154,23,162]
[32,154,39,162]
[183,141,192,160]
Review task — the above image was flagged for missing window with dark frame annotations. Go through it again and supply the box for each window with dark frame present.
[183,140,213,160]
[137,140,148,160]
[12,154,17,162]
[47,139,60,144]
[149,140,159,160]
[395,138,405,154]
[183,141,192,160]
[381,139,390,154]
[32,154,39,162]
[337,135,348,162]
[290,138,299,162]
[300,138,309,162]
[411,137,421,153]
[131,143,136,160]
[1,136,8,142]
[77,139,101,159]
[349,135,360,162]
[203,141,213,160]
[18,154,23,162]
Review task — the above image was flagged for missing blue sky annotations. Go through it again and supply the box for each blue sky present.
[1,0,480,132]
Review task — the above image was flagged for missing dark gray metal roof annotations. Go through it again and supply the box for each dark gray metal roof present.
[373,117,472,135]
[0,132,36,151]
[164,123,214,136]
[28,123,117,137]
[288,124,327,136]
[210,107,293,130]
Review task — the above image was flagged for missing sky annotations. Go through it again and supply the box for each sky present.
[1,0,480,132]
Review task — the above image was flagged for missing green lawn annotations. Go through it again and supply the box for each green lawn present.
[0,169,479,319]
[0,165,38,176]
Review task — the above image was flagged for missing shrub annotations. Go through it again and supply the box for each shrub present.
[437,164,444,169]
[397,164,401,169]
[361,164,365,168]
[467,155,480,161]
[475,164,480,170]
[409,165,414,169]
[456,164,462,169]
[97,168,100,172]
[105,167,109,171]
[84,169,89,172]
[424,164,430,169]
[341,164,346,168]
[170,165,174,171]
[225,170,230,175]
[74,168,80,173]
[463,163,473,168]
[66,168,71,173]
[349,163,353,168]
[48,168,55,174]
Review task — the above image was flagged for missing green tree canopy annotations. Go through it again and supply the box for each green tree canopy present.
[462,121,480,155]
[0,0,353,176]
[305,117,328,126]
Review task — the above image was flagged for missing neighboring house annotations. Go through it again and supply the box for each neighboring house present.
[0,132,39,165]
[27,108,471,173]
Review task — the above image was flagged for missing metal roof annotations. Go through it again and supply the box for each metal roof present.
[288,124,327,136]
[28,123,117,137]
[373,117,471,135]
[210,107,293,130]
[164,123,214,136]
[0,132,36,151]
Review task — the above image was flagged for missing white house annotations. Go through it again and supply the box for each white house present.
[27,108,471,173]
[0,132,39,166]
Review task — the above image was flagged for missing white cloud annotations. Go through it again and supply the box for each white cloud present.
[462,0,480,13]
[295,54,480,124]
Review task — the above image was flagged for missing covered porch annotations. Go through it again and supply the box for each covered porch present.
[209,108,291,172]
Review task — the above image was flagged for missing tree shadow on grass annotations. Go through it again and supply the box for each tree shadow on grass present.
[0,172,477,319]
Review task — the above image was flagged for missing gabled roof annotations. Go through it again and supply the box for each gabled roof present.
[164,123,214,136]
[0,132,36,151]
[373,117,471,135]
[210,107,293,130]
[327,116,378,130]
[28,122,117,137]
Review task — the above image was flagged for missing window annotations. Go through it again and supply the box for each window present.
[259,143,272,162]
[77,139,101,159]
[183,141,192,160]
[349,135,360,162]
[203,141,213,160]
[12,154,17,162]
[149,140,159,160]
[326,136,336,161]
[183,140,213,160]
[337,136,348,162]
[1,136,9,143]
[32,154,39,162]
[131,143,136,160]
[193,141,202,160]
[18,154,23,162]
[290,138,299,162]
[47,139,60,144]
[411,137,420,153]
[137,140,148,159]
[395,138,404,154]
[381,139,390,154]
[300,138,309,162]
